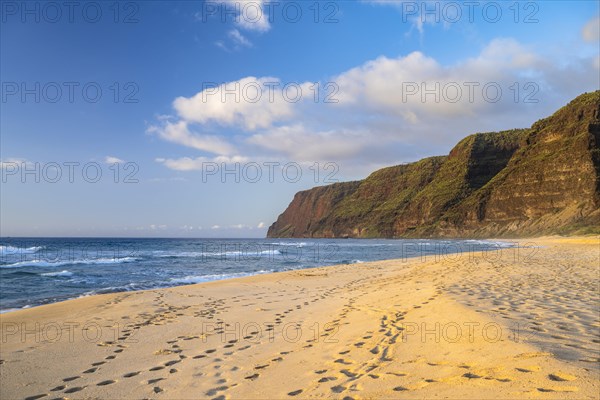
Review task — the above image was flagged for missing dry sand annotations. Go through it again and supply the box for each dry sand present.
[1,236,598,399]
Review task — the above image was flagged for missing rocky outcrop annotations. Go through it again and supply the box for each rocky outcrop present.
[268,91,600,238]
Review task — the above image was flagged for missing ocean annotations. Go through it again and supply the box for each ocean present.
[0,237,514,313]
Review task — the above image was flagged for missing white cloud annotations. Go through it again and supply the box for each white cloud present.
[210,1,270,51]
[172,77,303,130]
[215,29,254,52]
[153,38,599,176]
[257,222,266,228]
[583,16,600,43]
[228,29,252,47]
[211,225,221,230]
[147,120,236,155]
[104,156,124,164]
[223,0,271,32]
[247,124,374,161]
[0,158,28,170]
[155,155,249,171]
[333,39,539,119]
[214,40,229,52]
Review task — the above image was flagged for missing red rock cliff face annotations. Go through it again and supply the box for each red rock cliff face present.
[267,181,361,238]
[267,91,600,238]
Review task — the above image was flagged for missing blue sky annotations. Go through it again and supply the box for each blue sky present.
[1,0,599,237]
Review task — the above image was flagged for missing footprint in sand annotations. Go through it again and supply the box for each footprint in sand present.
[318,376,338,383]
[334,359,353,365]
[97,380,116,386]
[205,385,229,396]
[537,386,579,393]
[548,372,577,381]
[516,366,541,373]
[64,386,85,393]
[331,385,346,393]
[25,395,47,400]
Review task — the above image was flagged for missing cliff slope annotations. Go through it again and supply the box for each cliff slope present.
[268,91,600,238]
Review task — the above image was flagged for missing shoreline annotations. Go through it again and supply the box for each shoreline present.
[1,236,598,399]
[0,237,520,315]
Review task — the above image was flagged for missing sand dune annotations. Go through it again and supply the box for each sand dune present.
[1,237,598,399]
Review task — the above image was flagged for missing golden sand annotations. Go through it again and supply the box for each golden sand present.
[1,237,598,399]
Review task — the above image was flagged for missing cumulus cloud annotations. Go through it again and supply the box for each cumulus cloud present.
[333,38,539,120]
[247,124,375,160]
[582,16,600,43]
[152,38,599,176]
[223,0,271,32]
[147,120,236,155]
[172,77,304,130]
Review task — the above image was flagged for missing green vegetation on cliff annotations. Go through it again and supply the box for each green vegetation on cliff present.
[268,91,600,238]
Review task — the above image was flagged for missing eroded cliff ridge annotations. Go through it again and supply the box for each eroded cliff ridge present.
[268,91,600,238]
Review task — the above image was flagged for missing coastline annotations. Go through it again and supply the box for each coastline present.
[0,237,518,314]
[1,236,598,399]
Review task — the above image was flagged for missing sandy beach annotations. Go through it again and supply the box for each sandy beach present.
[1,236,598,400]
